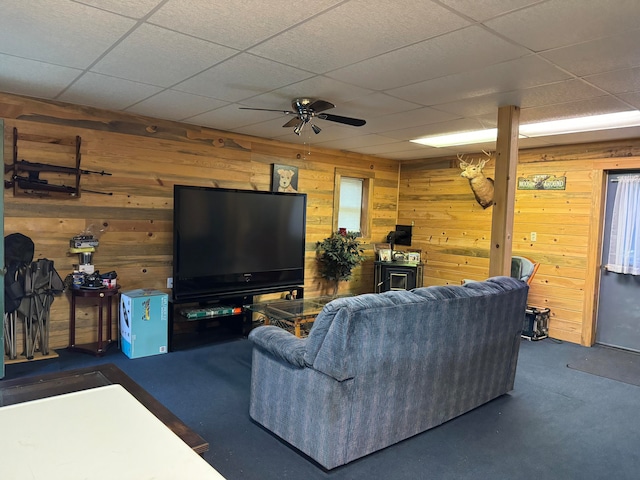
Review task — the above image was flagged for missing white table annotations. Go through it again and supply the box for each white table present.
[0,384,226,479]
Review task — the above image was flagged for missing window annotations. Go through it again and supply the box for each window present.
[333,168,374,238]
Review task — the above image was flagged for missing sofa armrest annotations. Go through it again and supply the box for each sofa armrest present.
[248,326,307,368]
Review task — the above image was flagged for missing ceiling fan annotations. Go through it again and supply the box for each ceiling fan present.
[239,98,366,135]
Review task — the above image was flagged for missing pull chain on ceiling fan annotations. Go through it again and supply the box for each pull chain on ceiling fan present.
[239,98,366,136]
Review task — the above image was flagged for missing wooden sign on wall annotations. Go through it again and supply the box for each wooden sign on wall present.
[517,174,566,190]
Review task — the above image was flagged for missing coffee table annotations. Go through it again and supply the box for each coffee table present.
[0,384,224,479]
[0,363,208,455]
[244,296,338,337]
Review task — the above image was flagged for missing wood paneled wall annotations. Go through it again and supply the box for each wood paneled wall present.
[1,93,399,353]
[399,143,640,345]
[5,90,640,353]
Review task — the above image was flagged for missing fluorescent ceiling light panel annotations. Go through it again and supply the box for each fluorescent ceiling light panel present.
[411,111,640,148]
[411,128,499,148]
[520,110,640,137]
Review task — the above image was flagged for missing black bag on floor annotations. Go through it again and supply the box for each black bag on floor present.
[4,233,35,313]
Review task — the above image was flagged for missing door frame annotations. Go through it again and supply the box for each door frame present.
[584,157,640,346]
[1,118,4,378]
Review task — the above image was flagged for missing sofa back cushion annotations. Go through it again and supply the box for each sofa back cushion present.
[304,276,528,383]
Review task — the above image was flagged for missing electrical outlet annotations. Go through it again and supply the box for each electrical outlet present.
[530,232,537,242]
[166,277,173,288]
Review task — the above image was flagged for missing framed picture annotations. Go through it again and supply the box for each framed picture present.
[378,249,392,262]
[407,252,421,263]
[271,164,299,193]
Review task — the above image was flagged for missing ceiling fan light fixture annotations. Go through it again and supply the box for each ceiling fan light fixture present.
[239,98,366,136]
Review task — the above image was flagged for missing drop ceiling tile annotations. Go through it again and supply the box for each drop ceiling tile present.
[335,93,422,120]
[232,116,304,138]
[0,0,136,68]
[484,0,640,52]
[125,89,228,121]
[149,0,343,50]
[328,26,529,90]
[0,54,81,98]
[92,24,238,87]
[430,93,520,118]
[59,72,163,110]
[363,108,461,135]
[617,92,640,109]
[385,118,497,141]
[535,126,640,146]
[249,0,470,73]
[350,141,423,155]
[245,76,374,111]
[184,104,282,131]
[541,28,640,77]
[76,0,162,18]
[314,134,400,150]
[388,55,571,106]
[584,67,640,94]
[386,146,454,160]
[584,67,640,95]
[434,79,606,118]
[516,80,606,108]
[174,54,314,102]
[517,96,633,124]
[438,0,543,22]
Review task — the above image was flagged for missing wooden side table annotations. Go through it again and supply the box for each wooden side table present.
[68,286,120,356]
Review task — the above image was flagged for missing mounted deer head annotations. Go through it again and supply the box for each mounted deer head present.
[458,150,494,209]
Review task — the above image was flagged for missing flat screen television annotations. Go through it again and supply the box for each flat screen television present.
[173,185,307,302]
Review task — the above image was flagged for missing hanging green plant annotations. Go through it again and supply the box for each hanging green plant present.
[315,231,365,296]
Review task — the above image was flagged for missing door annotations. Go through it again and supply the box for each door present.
[595,171,640,352]
[1,119,4,378]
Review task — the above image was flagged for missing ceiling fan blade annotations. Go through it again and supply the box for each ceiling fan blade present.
[318,113,366,127]
[238,107,297,115]
[282,118,300,128]
[308,99,335,113]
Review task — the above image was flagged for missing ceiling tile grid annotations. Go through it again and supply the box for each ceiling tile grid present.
[2,0,640,159]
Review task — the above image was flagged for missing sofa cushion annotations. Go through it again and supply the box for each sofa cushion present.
[304,290,425,379]
[248,326,307,367]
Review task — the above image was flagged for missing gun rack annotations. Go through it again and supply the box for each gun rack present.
[6,128,112,198]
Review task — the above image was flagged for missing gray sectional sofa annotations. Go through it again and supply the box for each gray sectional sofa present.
[248,276,529,469]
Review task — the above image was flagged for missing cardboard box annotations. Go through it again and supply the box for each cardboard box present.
[120,289,168,359]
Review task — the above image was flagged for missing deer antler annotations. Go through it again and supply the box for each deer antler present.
[457,153,469,169]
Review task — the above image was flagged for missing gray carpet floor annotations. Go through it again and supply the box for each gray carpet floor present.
[4,337,640,479]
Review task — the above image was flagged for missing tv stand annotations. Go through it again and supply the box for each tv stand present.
[168,286,303,351]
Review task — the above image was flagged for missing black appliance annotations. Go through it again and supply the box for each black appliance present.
[374,261,423,293]
[173,185,307,302]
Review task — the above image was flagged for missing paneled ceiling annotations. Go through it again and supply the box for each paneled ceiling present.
[3,0,640,160]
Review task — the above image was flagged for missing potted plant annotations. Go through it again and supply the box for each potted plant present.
[315,230,365,296]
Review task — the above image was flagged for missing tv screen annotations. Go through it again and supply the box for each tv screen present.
[173,185,307,301]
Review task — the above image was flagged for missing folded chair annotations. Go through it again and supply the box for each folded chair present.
[3,233,34,360]
[511,256,540,285]
[463,256,540,285]
[18,259,64,359]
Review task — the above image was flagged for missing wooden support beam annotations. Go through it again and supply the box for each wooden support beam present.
[489,105,519,278]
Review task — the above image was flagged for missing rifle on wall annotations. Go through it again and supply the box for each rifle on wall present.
[7,128,113,196]
[9,160,111,177]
